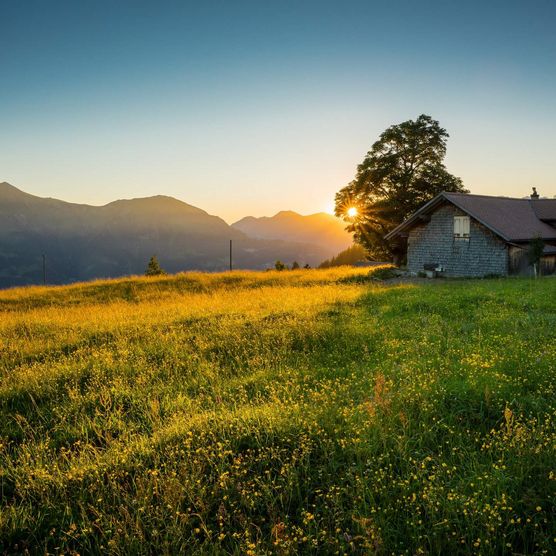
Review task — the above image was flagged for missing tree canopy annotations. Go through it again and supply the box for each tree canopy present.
[335,115,467,259]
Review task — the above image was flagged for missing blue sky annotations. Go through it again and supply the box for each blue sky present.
[1,0,555,221]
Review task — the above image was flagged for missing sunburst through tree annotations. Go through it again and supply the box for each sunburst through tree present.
[335,115,467,260]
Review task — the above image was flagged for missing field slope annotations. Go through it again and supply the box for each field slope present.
[0,269,555,554]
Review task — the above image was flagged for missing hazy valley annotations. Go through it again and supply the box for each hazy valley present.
[0,182,352,288]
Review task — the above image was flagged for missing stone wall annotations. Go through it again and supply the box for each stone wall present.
[407,204,508,277]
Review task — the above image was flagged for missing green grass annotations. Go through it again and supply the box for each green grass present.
[0,268,555,555]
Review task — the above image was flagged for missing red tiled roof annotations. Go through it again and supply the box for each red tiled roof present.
[385,192,556,242]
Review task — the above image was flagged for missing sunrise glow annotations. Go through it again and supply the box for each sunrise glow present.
[324,202,336,215]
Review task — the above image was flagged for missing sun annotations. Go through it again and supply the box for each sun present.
[346,207,358,218]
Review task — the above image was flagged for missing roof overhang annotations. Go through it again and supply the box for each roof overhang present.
[384,193,459,241]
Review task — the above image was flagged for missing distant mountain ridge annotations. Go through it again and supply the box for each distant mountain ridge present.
[0,183,344,288]
[232,210,352,256]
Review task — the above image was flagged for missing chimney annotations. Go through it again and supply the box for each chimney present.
[530,187,539,199]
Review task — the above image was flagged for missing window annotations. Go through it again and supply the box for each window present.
[454,216,470,240]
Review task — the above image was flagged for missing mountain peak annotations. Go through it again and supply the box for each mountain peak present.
[274,210,300,217]
[104,194,209,216]
[231,210,353,253]
[1,181,21,192]
[0,181,33,200]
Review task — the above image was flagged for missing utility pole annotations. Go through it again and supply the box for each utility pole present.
[229,240,233,271]
[42,254,47,285]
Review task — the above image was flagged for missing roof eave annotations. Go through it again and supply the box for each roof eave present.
[384,193,448,241]
[509,236,556,243]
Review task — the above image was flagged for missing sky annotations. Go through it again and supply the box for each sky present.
[1,0,556,223]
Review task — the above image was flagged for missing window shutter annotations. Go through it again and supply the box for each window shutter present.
[462,217,470,236]
[454,217,461,236]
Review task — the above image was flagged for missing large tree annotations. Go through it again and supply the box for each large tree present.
[335,114,467,259]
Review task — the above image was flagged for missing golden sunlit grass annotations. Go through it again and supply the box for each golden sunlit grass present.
[0,267,555,554]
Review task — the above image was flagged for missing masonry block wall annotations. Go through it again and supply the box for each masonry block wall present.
[407,204,508,277]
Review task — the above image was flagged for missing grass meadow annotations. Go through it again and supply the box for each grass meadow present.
[0,268,555,554]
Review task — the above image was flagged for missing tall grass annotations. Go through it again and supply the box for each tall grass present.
[0,268,554,554]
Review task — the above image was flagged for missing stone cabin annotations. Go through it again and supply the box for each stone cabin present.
[385,190,556,277]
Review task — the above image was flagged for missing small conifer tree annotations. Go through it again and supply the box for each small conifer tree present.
[274,260,287,271]
[291,261,300,270]
[145,255,166,276]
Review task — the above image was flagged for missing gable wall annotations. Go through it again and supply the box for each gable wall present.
[407,204,508,277]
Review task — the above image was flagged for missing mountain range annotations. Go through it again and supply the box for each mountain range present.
[0,182,352,288]
[232,211,352,256]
